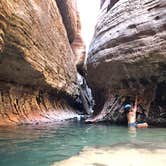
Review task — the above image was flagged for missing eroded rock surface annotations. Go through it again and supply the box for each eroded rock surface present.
[56,0,77,44]
[56,0,86,74]
[71,12,86,75]
[0,82,79,126]
[87,0,166,125]
[0,0,84,125]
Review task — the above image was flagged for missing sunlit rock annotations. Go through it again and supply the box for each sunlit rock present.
[0,0,84,125]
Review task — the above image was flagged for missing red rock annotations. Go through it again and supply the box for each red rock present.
[56,0,86,74]
[0,0,84,125]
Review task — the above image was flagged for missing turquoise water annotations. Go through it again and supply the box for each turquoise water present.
[0,122,166,166]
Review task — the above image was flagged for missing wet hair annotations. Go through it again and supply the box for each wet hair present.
[124,104,132,112]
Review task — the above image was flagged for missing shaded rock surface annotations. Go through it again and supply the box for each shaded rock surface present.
[56,0,86,75]
[56,0,77,44]
[76,73,94,115]
[0,0,84,125]
[71,13,86,76]
[87,0,166,125]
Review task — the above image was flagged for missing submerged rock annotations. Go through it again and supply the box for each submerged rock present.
[0,0,84,125]
[52,144,166,166]
[87,0,166,125]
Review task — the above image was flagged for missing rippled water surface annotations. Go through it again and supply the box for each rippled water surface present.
[0,122,166,166]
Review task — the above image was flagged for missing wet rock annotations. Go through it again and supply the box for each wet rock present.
[0,0,84,125]
[86,0,166,125]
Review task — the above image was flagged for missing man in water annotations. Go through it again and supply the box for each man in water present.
[124,97,148,128]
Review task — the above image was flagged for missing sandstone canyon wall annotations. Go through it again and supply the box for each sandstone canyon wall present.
[87,0,166,125]
[56,0,86,75]
[0,0,85,125]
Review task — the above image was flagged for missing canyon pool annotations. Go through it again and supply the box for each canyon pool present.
[0,122,166,166]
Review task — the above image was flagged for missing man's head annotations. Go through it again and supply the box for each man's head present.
[124,104,132,112]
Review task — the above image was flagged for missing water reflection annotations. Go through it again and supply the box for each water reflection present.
[128,126,137,140]
[0,123,65,142]
[0,122,165,166]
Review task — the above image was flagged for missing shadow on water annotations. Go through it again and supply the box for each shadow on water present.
[0,122,166,166]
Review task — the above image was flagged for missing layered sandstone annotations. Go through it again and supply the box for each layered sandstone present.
[56,0,77,44]
[56,0,86,74]
[0,0,84,125]
[71,12,86,75]
[87,0,166,125]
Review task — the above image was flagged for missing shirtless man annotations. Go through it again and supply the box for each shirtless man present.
[124,96,148,128]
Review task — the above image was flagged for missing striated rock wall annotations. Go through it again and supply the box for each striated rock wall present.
[87,0,166,125]
[0,82,78,126]
[71,12,86,75]
[56,0,77,44]
[56,0,86,75]
[0,0,84,125]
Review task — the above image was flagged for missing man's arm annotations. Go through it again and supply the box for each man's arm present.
[133,96,137,113]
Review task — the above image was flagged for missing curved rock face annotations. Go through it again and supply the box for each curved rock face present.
[56,0,77,44]
[56,0,86,75]
[87,0,166,125]
[71,12,86,75]
[0,0,84,125]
